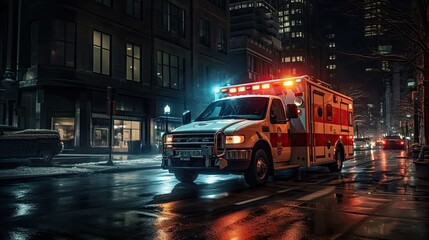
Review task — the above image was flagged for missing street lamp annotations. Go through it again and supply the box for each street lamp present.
[164,105,170,133]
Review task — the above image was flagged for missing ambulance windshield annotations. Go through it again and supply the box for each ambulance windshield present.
[195,97,269,121]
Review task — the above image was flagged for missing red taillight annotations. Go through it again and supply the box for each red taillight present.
[382,140,386,145]
[400,141,404,145]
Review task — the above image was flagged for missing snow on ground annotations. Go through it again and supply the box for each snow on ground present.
[0,155,162,180]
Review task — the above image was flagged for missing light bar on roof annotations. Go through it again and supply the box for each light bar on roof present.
[262,83,270,89]
[283,80,293,87]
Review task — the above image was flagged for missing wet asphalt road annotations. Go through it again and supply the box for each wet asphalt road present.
[1,149,428,240]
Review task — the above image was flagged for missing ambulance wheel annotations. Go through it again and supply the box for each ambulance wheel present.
[174,171,198,183]
[244,149,269,187]
[329,149,344,172]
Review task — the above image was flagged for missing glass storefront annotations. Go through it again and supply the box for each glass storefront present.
[91,115,141,153]
[113,120,141,153]
[92,118,109,147]
[52,117,75,149]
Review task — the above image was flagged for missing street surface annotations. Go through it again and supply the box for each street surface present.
[1,150,428,240]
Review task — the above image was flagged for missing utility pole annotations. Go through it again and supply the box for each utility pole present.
[107,86,116,165]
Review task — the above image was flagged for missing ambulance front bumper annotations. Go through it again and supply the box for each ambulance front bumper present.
[162,149,252,172]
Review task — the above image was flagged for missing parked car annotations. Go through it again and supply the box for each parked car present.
[382,135,405,150]
[0,126,63,163]
[354,138,371,151]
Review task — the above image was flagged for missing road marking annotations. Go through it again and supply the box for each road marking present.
[296,186,335,201]
[235,195,270,206]
[276,186,300,193]
[133,210,162,218]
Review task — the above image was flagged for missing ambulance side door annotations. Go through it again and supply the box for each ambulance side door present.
[311,91,326,161]
[269,99,292,162]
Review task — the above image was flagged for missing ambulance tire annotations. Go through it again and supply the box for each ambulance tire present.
[244,149,269,187]
[329,148,344,172]
[174,170,198,183]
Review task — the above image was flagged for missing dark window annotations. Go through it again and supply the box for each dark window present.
[156,50,185,90]
[218,28,227,53]
[126,43,141,82]
[349,112,353,126]
[199,18,210,46]
[94,0,111,7]
[127,0,142,19]
[317,106,323,118]
[270,99,286,124]
[93,30,111,75]
[326,104,333,121]
[35,19,75,67]
[207,0,226,10]
[157,0,185,38]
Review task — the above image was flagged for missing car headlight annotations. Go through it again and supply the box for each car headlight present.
[164,135,173,144]
[226,135,245,144]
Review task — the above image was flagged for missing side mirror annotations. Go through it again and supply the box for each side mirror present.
[286,104,298,119]
[182,110,191,124]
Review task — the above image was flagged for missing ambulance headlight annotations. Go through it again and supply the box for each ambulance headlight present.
[226,135,245,144]
[164,135,173,144]
[294,97,303,106]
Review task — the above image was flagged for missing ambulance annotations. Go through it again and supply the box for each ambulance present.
[162,75,354,186]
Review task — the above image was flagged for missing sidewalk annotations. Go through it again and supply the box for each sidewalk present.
[0,153,162,181]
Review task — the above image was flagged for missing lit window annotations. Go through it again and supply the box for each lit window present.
[93,30,111,75]
[126,43,141,82]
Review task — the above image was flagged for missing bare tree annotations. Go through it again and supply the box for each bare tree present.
[331,0,429,144]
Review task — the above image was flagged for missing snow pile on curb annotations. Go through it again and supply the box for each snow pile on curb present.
[0,166,93,180]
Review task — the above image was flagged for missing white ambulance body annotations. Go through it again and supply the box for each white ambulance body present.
[162,75,354,186]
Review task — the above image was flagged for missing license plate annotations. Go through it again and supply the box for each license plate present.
[177,150,201,160]
[180,155,191,161]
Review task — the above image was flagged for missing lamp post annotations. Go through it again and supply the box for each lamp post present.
[164,105,170,134]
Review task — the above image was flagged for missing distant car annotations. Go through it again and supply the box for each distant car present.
[382,135,405,150]
[364,138,376,149]
[374,139,384,148]
[0,126,63,163]
[354,138,371,151]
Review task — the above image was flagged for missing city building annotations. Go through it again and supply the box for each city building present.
[229,0,282,84]
[0,0,229,154]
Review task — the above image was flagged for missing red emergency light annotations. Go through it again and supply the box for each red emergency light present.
[262,83,270,89]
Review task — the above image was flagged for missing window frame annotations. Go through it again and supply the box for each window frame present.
[126,0,142,19]
[156,50,185,90]
[157,0,185,38]
[93,30,111,76]
[199,17,210,46]
[126,42,141,82]
[94,0,111,7]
